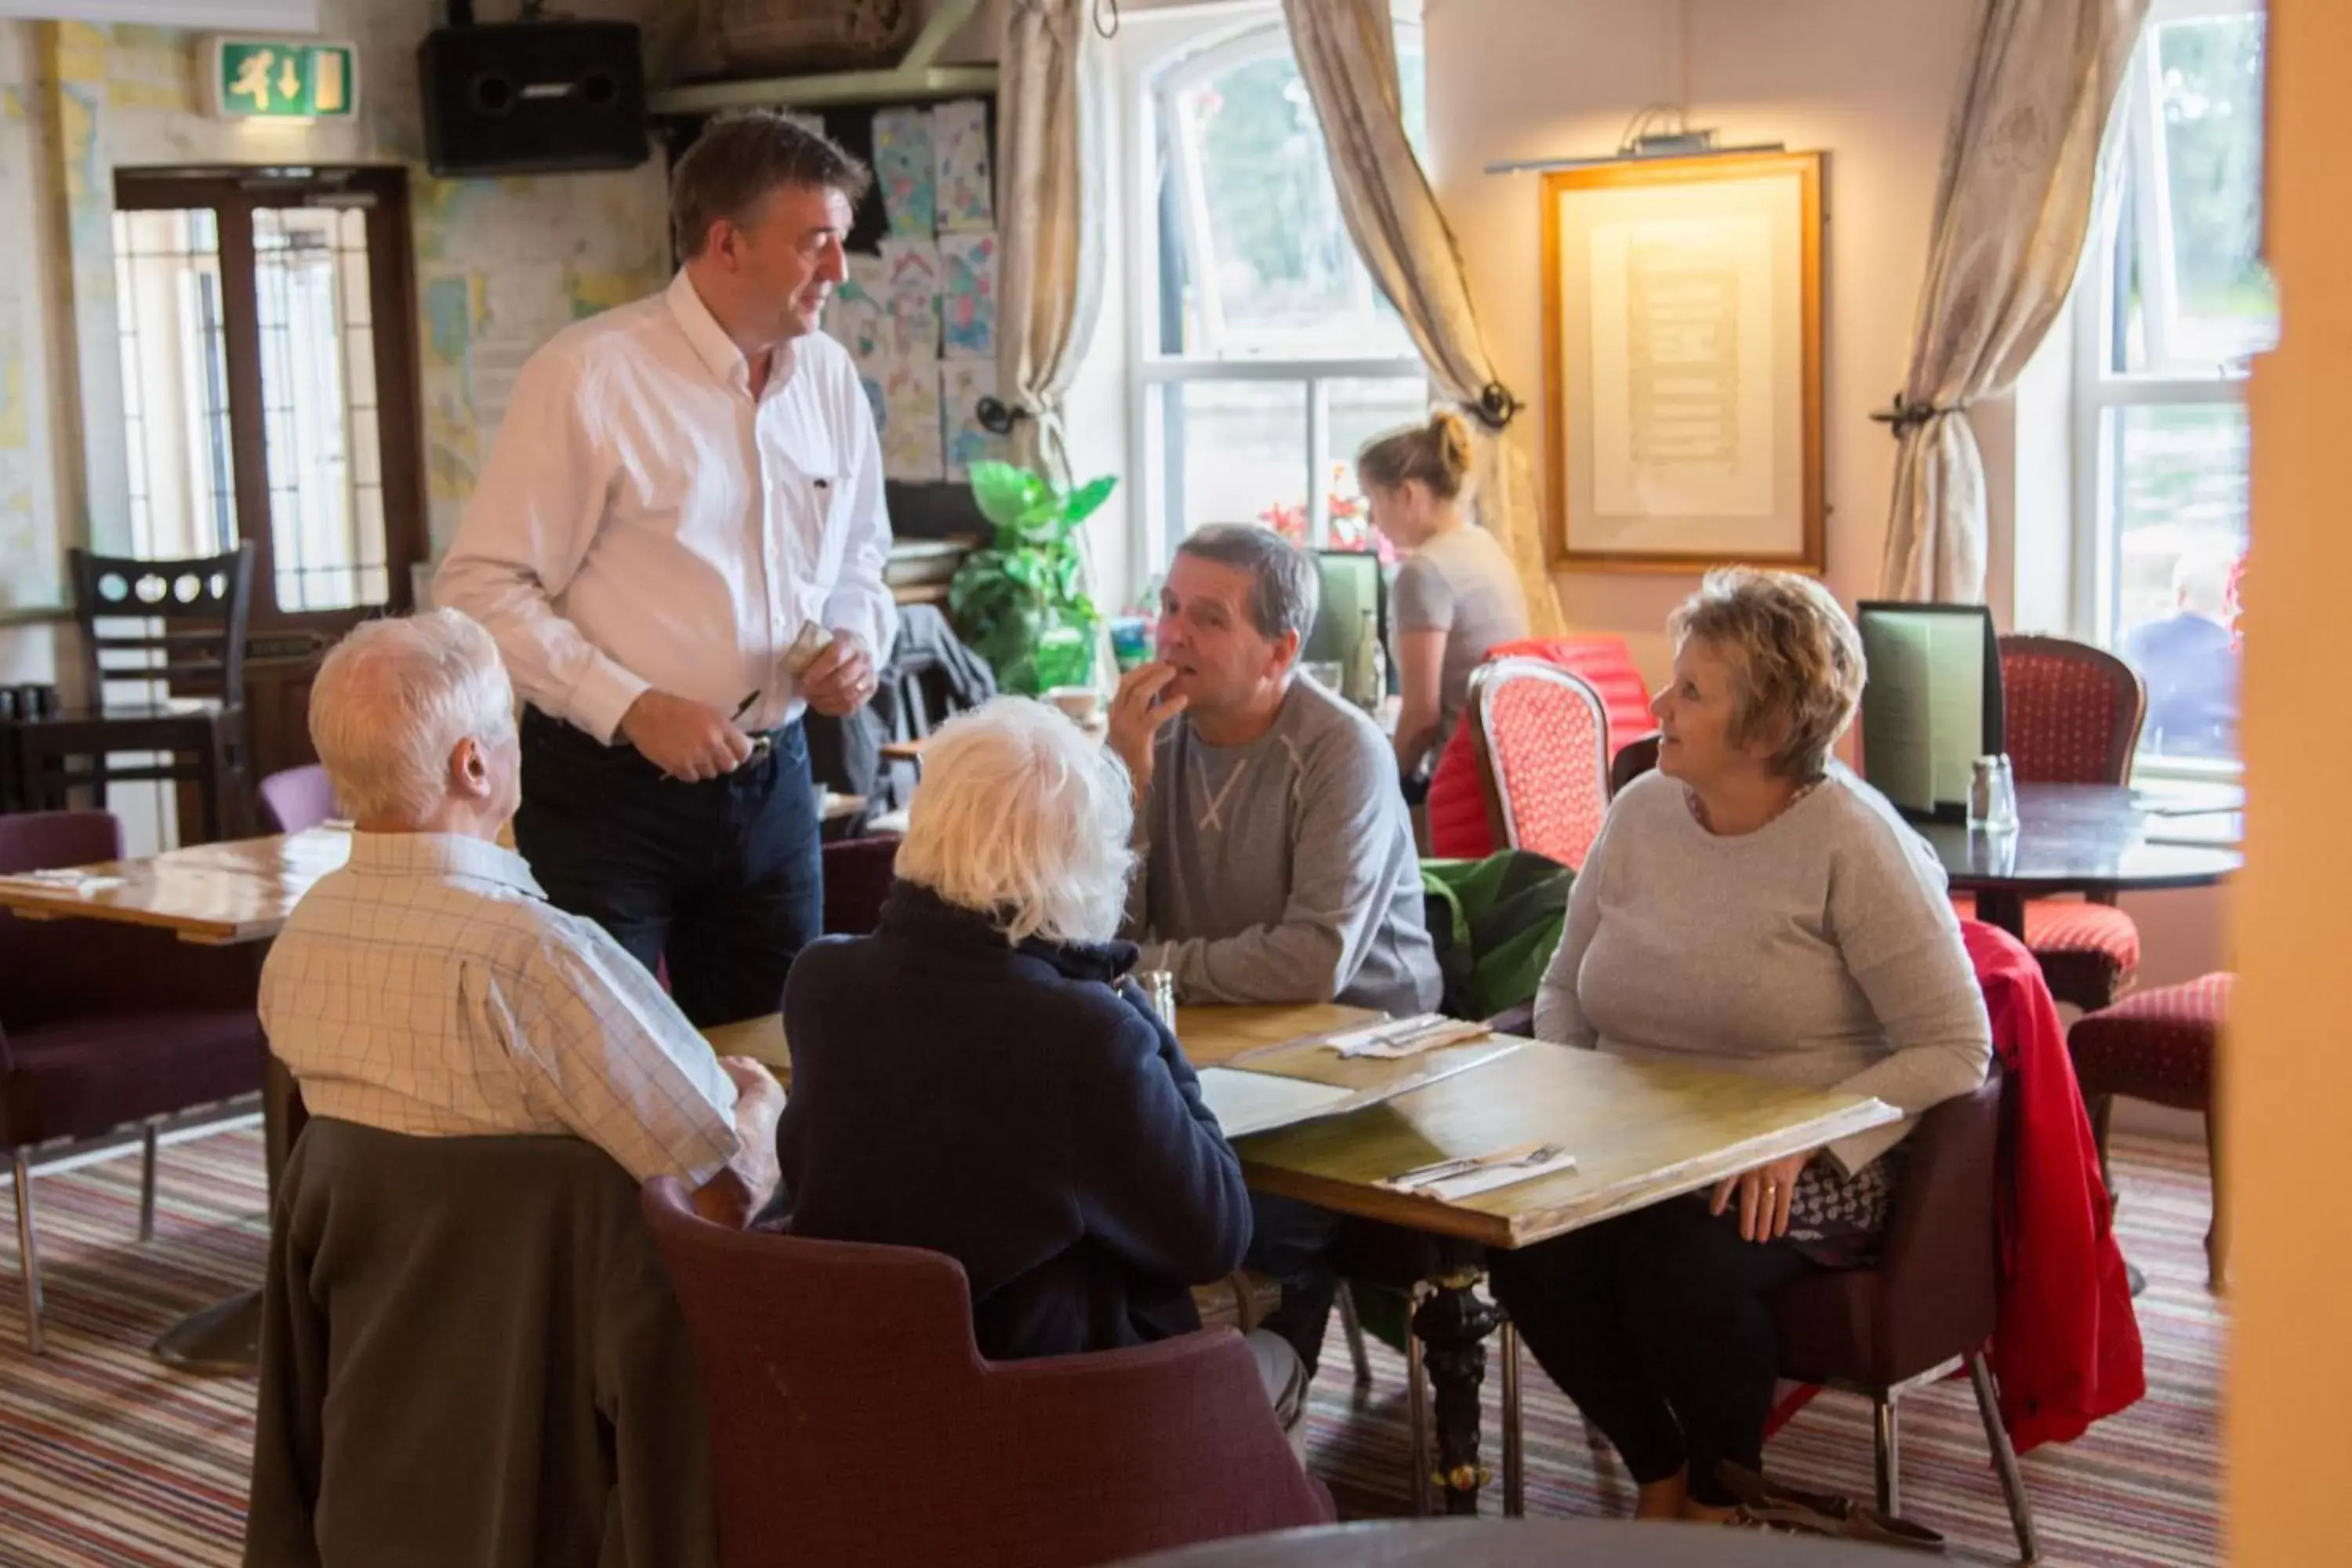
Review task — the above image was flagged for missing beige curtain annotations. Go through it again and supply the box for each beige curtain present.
[994,0,1105,488]
[1282,0,1564,635]
[1878,0,2150,601]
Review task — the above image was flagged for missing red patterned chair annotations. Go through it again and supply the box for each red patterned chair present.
[2069,972,2230,1286]
[1465,658,1613,873]
[639,1178,1333,1568]
[1994,635,2150,1012]
[1427,634,1654,858]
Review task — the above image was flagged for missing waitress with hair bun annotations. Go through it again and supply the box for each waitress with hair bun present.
[1356,409,1531,786]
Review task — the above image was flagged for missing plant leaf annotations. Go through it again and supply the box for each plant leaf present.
[1063,474,1117,524]
[969,463,1051,532]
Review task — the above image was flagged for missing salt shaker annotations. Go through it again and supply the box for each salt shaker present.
[1137,969,1178,1039]
[1990,753,2020,833]
[1968,757,2001,829]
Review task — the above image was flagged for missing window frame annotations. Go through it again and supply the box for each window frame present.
[1120,8,1429,575]
[2067,0,2263,778]
[113,165,426,633]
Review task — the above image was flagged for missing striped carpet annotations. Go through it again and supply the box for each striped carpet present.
[0,1127,2221,1566]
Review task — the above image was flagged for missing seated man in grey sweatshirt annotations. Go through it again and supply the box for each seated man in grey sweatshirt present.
[1109,522,1443,1372]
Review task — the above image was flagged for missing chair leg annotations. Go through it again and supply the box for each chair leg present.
[10,1150,45,1356]
[1872,1390,1901,1517]
[1334,1279,1374,1386]
[1501,1317,1525,1518]
[2087,1093,2117,1200]
[1969,1352,2040,1563]
[1406,1302,1432,1517]
[139,1123,159,1243]
[2205,1107,2227,1291]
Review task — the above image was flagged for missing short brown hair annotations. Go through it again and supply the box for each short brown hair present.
[1356,408,1474,501]
[1668,568,1864,781]
[670,111,872,259]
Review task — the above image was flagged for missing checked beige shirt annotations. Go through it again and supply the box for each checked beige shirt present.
[259,831,739,1185]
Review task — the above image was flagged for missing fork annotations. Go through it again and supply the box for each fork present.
[1392,1142,1565,1189]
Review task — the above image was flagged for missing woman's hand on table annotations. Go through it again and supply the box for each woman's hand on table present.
[1710,1149,1817,1243]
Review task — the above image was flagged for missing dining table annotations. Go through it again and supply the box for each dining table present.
[1917,779,2242,941]
[707,1000,1898,1518]
[0,794,870,1374]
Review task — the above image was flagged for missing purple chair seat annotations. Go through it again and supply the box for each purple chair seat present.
[2,1009,264,1147]
[2,809,267,1352]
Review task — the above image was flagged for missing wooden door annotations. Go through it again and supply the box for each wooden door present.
[113,167,427,793]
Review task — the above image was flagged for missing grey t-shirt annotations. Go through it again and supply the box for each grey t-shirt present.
[1391,524,1531,763]
[1128,676,1442,1018]
[1535,765,1991,1176]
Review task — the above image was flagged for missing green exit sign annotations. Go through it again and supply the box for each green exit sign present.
[209,38,360,122]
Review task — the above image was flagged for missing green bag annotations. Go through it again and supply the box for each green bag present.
[1419,851,1575,1024]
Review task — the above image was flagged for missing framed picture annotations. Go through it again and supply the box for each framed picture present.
[1540,151,1825,573]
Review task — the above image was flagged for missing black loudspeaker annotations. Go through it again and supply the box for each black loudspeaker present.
[418,22,648,177]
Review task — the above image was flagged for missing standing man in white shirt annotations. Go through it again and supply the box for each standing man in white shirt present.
[437,112,897,1028]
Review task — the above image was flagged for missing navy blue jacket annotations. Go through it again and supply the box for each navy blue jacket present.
[764,882,1254,1361]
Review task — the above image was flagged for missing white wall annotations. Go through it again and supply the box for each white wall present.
[1423,0,1980,680]
[1420,0,2227,1026]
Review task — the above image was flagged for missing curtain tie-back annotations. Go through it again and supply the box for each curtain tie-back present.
[1468,381,1520,432]
[975,396,1026,435]
[1870,391,1969,436]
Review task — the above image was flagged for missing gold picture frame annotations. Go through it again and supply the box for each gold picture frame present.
[1540,151,1825,574]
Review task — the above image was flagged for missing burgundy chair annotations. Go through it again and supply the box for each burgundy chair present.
[1466,658,1613,873]
[820,833,899,937]
[256,763,338,834]
[2070,973,2230,1287]
[1768,1067,2037,1562]
[0,811,265,1352]
[1608,733,1661,798]
[1995,635,2150,1012]
[639,1178,1333,1568]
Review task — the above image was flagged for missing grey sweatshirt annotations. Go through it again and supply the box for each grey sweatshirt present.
[1128,676,1442,1018]
[1536,765,1991,1175]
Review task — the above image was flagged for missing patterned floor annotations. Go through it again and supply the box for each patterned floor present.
[0,1127,2222,1566]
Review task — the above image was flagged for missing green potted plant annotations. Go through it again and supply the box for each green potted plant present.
[948,461,1116,695]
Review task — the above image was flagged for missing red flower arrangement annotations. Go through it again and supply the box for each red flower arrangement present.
[1258,464,1396,565]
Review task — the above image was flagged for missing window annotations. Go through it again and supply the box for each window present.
[113,169,423,622]
[2074,0,2269,768]
[1126,10,1430,572]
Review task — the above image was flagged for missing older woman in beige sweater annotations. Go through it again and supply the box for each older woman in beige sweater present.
[1488,569,1991,1525]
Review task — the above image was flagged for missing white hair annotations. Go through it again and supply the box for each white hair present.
[892,696,1136,946]
[309,609,515,824]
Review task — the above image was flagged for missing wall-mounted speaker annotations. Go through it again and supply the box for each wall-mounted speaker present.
[417,21,648,177]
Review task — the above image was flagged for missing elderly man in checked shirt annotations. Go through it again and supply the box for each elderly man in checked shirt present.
[259,610,782,1224]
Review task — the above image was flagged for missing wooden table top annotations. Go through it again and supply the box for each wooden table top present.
[1232,1042,1893,1250]
[704,1000,1896,1253]
[697,1001,1384,1081]
[0,825,352,944]
[0,793,869,945]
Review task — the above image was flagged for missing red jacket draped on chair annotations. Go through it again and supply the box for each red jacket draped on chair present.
[1965,919,2146,1451]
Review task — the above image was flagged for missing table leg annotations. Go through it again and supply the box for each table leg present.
[1411,1247,1500,1515]
[151,1051,303,1377]
[1971,889,2027,942]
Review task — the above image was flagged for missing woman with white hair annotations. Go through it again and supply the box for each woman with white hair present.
[764,697,1303,1425]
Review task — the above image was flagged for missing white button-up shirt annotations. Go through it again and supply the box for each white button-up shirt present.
[258,831,740,1185]
[436,270,898,742]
